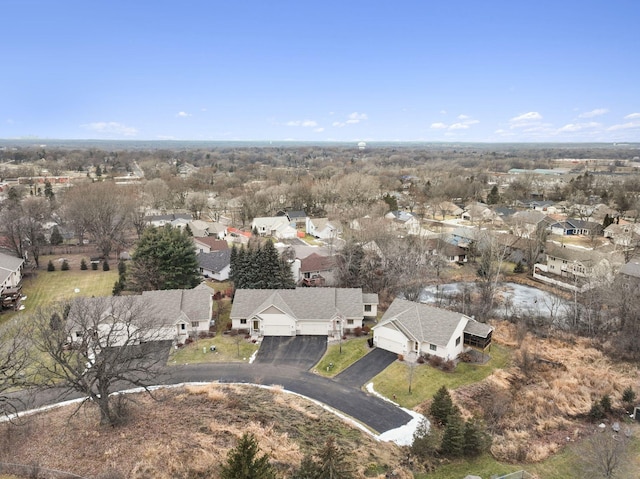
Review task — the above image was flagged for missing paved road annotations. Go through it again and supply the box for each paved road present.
[8,339,413,436]
[169,362,411,434]
[334,348,398,388]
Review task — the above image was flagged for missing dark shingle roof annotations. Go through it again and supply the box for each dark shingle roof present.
[299,253,335,273]
[196,250,231,273]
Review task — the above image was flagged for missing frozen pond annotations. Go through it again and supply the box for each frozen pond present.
[420,282,570,319]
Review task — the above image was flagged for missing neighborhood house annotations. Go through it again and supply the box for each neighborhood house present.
[230,288,378,337]
[372,298,493,360]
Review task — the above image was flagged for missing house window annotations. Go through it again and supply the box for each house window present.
[364,304,372,312]
[180,324,186,331]
[240,319,247,325]
[347,319,354,325]
[76,331,83,339]
[430,344,437,351]
[455,336,461,346]
[191,322,199,328]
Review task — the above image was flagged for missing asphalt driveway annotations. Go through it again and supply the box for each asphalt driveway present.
[254,336,327,370]
[334,348,398,387]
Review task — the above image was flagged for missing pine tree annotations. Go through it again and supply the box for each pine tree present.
[463,416,491,457]
[50,225,63,246]
[80,258,88,270]
[622,386,636,410]
[128,225,200,291]
[486,185,500,205]
[315,436,354,479]
[430,386,456,427]
[61,259,70,271]
[293,454,320,479]
[47,260,55,272]
[411,417,440,459]
[440,410,465,457]
[219,432,276,479]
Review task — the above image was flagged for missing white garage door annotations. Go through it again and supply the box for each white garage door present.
[263,323,294,336]
[299,321,329,336]
[374,334,405,356]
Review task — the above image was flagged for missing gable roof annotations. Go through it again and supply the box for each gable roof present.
[194,237,229,251]
[231,288,370,321]
[619,258,640,279]
[375,298,492,347]
[299,253,335,273]
[196,250,231,273]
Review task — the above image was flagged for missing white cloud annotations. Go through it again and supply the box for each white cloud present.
[431,118,479,131]
[177,111,191,117]
[607,121,640,131]
[624,112,640,120]
[286,120,318,127]
[314,127,325,133]
[510,111,543,122]
[333,112,368,127]
[578,108,608,118]
[457,114,470,120]
[558,122,600,132]
[82,122,138,137]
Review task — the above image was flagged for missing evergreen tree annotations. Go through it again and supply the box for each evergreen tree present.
[440,410,465,457]
[44,180,55,201]
[47,260,55,271]
[486,185,500,205]
[128,225,200,291]
[463,417,491,457]
[293,454,320,479]
[411,417,441,460]
[219,432,276,479]
[622,386,636,409]
[80,258,88,270]
[429,386,456,427]
[61,259,70,271]
[95,164,102,177]
[231,240,295,290]
[49,226,63,246]
[315,436,354,479]
[102,260,110,271]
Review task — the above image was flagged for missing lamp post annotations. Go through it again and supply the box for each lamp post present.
[336,317,343,354]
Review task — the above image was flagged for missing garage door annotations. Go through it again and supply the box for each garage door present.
[300,321,329,336]
[374,335,405,356]
[263,324,294,336]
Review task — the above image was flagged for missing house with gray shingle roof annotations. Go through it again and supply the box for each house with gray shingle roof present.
[67,284,214,346]
[372,298,493,360]
[230,288,377,337]
[0,252,25,310]
[196,250,231,281]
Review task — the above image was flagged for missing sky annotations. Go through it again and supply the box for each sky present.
[2,0,640,143]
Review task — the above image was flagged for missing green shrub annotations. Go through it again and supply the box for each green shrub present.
[103,260,110,271]
[47,260,55,272]
[91,262,98,271]
[80,258,88,270]
[61,260,70,271]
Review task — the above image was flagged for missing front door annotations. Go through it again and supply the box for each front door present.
[252,320,259,332]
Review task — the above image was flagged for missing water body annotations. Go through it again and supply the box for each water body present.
[420,282,570,319]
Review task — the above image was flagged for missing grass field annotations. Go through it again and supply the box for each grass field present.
[371,344,511,409]
[1,257,119,323]
[169,332,260,364]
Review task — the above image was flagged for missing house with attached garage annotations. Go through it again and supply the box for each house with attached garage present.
[196,249,231,281]
[67,284,215,346]
[372,298,493,361]
[230,288,378,337]
[251,216,298,239]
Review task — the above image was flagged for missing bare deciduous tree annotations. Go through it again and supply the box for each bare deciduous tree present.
[577,431,632,479]
[29,296,170,426]
[0,319,32,419]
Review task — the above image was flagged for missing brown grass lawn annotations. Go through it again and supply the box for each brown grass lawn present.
[0,385,412,479]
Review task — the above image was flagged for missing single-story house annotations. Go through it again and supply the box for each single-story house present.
[546,218,602,237]
[251,216,298,239]
[194,236,229,254]
[189,220,228,239]
[385,210,421,235]
[306,217,341,240]
[145,213,193,228]
[604,223,640,248]
[68,284,214,346]
[230,288,378,337]
[372,298,493,360]
[298,252,336,286]
[424,238,467,263]
[196,250,231,281]
[276,210,308,227]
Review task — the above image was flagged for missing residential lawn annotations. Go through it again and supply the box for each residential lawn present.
[169,332,259,364]
[414,454,522,479]
[371,344,511,409]
[314,337,372,377]
[1,263,118,323]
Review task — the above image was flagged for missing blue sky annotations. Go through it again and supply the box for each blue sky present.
[2,0,639,142]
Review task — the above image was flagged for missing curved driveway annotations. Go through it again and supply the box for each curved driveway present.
[168,361,411,434]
